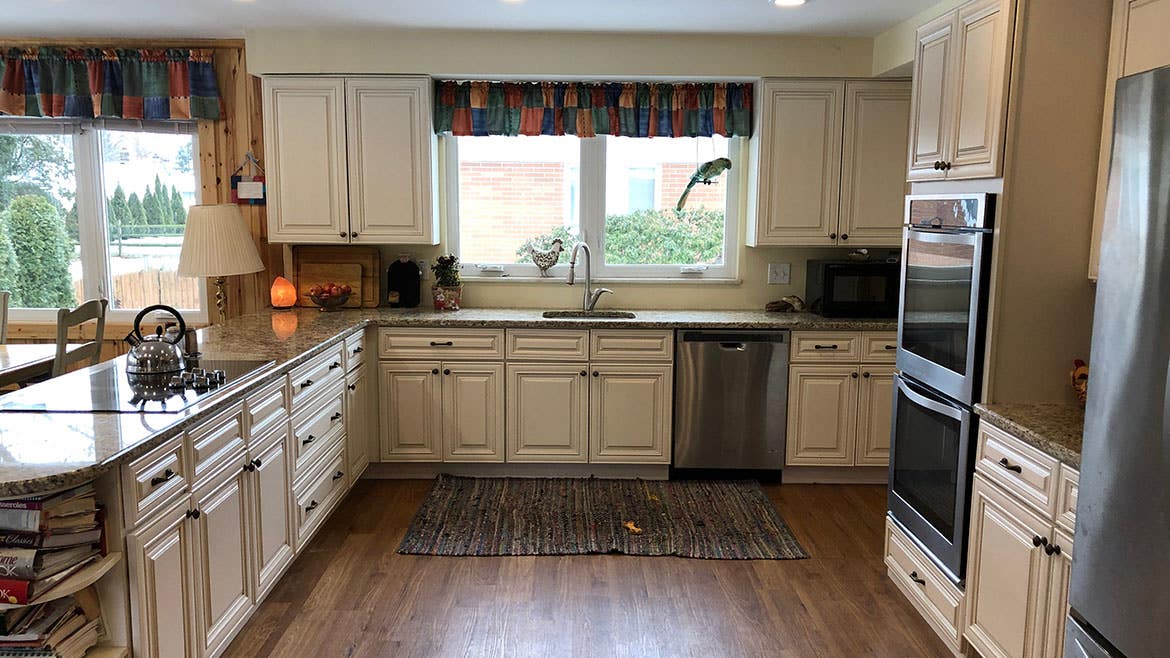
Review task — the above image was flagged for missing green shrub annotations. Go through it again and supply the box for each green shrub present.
[0,211,20,304]
[516,208,724,265]
[6,195,75,308]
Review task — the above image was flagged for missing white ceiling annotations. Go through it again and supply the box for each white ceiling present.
[4,0,939,39]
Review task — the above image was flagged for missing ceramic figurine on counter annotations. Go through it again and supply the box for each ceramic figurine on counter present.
[528,238,565,277]
[765,295,806,313]
[1070,359,1089,406]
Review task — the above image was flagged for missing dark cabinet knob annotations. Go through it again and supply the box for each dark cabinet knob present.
[999,457,1023,474]
[339,232,346,238]
[829,233,837,240]
[431,368,439,375]
[851,372,859,379]
[443,369,451,375]
[862,372,870,378]
[350,232,358,238]
[252,458,262,468]
[592,371,600,377]
[348,383,357,391]
[580,370,587,377]
[933,161,942,170]
[942,161,952,170]
[1044,543,1062,556]
[840,234,848,241]
[1032,535,1048,548]
[150,468,176,486]
[185,509,201,520]
[908,571,926,586]
[243,463,255,472]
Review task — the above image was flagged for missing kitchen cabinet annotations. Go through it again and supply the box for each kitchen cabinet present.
[506,363,589,463]
[441,362,505,462]
[190,459,253,658]
[263,75,438,245]
[1088,0,1170,278]
[786,331,896,467]
[747,79,909,247]
[345,362,372,479]
[127,497,197,658]
[589,364,672,464]
[378,361,444,461]
[907,0,1014,181]
[248,426,294,602]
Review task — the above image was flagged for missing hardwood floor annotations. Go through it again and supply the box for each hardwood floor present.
[223,479,950,657]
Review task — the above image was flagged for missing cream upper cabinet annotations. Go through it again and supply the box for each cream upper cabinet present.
[589,364,672,464]
[441,362,505,463]
[345,77,439,244]
[345,362,372,478]
[747,80,844,246]
[506,363,589,463]
[378,361,443,461]
[965,474,1052,658]
[839,81,912,246]
[1089,0,1170,278]
[785,364,859,466]
[907,0,1014,181]
[191,463,253,658]
[855,365,895,466]
[748,79,909,247]
[127,497,196,658]
[263,75,438,245]
[262,77,349,243]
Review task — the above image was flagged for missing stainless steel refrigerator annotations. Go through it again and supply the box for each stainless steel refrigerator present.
[1065,65,1170,657]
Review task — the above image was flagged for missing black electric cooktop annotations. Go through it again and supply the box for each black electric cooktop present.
[0,358,274,414]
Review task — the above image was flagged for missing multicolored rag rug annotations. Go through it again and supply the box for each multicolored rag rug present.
[397,475,808,560]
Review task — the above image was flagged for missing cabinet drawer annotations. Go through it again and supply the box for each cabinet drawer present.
[379,328,504,360]
[506,329,590,360]
[189,404,246,482]
[975,422,1060,518]
[291,390,346,476]
[589,330,673,362]
[791,332,862,362]
[123,434,188,527]
[288,344,346,406]
[884,519,964,649]
[1055,465,1079,533]
[344,330,367,371]
[245,378,288,440]
[861,331,898,362]
[292,444,347,551]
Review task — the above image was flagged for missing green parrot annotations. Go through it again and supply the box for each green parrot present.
[675,157,732,211]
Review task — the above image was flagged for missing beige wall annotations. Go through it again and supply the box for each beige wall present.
[871,0,967,76]
[245,28,874,78]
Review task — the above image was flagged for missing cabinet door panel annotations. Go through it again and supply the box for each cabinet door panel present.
[965,475,1051,658]
[442,362,505,462]
[856,365,895,466]
[128,499,195,658]
[840,81,911,246]
[949,0,1012,179]
[262,77,348,243]
[345,363,371,478]
[346,77,438,244]
[1041,527,1074,658]
[785,364,858,466]
[506,363,589,463]
[378,361,442,461]
[749,80,844,245]
[251,428,294,601]
[589,365,672,463]
[908,12,955,181]
[193,467,253,658]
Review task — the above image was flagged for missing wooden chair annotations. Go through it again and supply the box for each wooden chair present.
[52,299,108,377]
[0,291,8,344]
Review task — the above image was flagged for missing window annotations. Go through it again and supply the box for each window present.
[0,120,203,321]
[445,134,740,279]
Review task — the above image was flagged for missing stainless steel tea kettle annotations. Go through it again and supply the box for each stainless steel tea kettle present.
[125,305,187,375]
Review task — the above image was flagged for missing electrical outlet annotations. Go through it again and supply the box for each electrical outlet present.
[767,263,791,285]
[417,259,429,279]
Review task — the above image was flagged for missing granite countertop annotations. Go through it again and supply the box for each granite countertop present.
[975,403,1085,468]
[0,307,894,496]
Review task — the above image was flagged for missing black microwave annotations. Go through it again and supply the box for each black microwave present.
[806,259,900,318]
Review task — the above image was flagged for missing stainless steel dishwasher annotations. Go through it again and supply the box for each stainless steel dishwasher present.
[673,329,789,471]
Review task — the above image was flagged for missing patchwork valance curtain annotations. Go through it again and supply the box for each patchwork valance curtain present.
[0,48,222,120]
[434,80,753,138]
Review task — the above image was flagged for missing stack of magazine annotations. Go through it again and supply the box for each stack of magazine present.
[0,594,101,657]
[0,484,103,606]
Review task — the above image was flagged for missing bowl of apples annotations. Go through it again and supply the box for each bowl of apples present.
[308,282,353,311]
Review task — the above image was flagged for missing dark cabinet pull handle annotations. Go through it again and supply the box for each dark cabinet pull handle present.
[329,361,341,370]
[829,233,837,240]
[862,372,870,378]
[580,370,588,377]
[431,368,439,375]
[252,458,262,468]
[851,372,859,379]
[300,379,313,389]
[908,571,926,586]
[185,509,201,520]
[999,457,1023,474]
[352,346,363,354]
[302,435,316,446]
[430,341,454,347]
[150,468,176,486]
[813,344,838,350]
[348,383,357,391]
[884,344,896,350]
[840,234,848,241]
[443,369,451,375]
[1044,543,1062,556]
[1032,535,1048,548]
[305,500,319,514]
[332,470,345,481]
[330,412,342,422]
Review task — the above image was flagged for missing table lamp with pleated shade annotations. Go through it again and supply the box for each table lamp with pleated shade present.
[178,204,265,323]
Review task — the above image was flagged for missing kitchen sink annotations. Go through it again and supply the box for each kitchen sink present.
[542,310,637,319]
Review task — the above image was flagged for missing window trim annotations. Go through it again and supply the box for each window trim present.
[0,119,207,325]
[443,134,742,281]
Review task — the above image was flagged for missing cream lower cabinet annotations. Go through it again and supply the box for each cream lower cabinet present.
[345,362,372,478]
[506,363,590,462]
[589,364,672,463]
[127,496,197,658]
[378,360,505,462]
[248,426,294,602]
[190,459,253,658]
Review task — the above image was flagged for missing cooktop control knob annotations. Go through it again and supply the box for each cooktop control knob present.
[212,369,226,384]
[168,376,185,389]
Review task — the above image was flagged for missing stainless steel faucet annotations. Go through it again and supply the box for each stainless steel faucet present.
[567,243,613,312]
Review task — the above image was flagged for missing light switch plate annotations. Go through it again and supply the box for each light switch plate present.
[767,263,791,285]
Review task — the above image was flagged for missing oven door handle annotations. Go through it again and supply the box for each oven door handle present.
[896,376,964,420]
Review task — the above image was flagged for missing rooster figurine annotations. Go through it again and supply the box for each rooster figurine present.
[528,238,565,277]
[676,157,732,211]
[1070,359,1089,406]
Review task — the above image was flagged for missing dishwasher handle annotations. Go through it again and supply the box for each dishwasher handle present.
[680,330,789,343]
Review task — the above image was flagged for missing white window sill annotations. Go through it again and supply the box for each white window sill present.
[457,275,743,286]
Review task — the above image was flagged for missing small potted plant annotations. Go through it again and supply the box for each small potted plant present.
[430,254,463,311]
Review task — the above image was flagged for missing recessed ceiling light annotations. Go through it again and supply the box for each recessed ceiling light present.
[500,0,525,4]
[772,0,806,6]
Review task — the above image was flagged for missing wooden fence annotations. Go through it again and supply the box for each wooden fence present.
[74,269,201,311]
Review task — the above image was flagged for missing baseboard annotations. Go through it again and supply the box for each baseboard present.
[782,466,888,484]
[362,462,670,480]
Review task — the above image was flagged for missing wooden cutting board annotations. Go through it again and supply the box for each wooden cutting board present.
[292,246,382,308]
[296,263,362,308]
